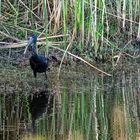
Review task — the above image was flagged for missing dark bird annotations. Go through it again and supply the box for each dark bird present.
[29,90,54,133]
[24,34,49,78]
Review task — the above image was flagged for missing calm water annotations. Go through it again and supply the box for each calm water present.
[0,63,140,140]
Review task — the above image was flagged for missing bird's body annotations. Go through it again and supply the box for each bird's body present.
[24,34,49,78]
[29,54,49,78]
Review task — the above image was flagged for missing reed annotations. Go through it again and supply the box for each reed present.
[1,0,139,57]
[0,0,140,140]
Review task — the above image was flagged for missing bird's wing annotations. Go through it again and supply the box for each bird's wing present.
[38,55,48,63]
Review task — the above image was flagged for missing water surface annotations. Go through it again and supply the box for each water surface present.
[0,63,140,140]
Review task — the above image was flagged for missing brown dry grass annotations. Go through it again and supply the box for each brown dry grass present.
[112,105,127,140]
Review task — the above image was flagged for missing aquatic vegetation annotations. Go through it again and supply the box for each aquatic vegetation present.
[0,0,140,140]
[0,62,140,139]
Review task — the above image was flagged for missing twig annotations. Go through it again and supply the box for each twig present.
[0,31,20,41]
[0,41,62,49]
[51,46,112,76]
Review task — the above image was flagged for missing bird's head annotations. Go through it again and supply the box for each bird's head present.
[24,34,37,54]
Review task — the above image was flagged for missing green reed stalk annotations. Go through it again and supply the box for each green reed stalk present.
[68,104,75,140]
[88,0,94,47]
[0,96,2,128]
[122,71,129,139]
[73,87,79,132]
[22,95,31,122]
[51,99,56,140]
[73,0,78,36]
[121,71,137,139]
[81,92,85,131]
[15,1,19,26]
[138,20,140,38]
[104,10,109,60]
[62,0,67,47]
[129,0,132,37]
[28,0,34,30]
[89,0,105,57]
[98,91,108,139]
[81,0,84,47]
[136,0,140,37]
[93,0,98,57]
[0,0,2,16]
[99,0,105,59]
[93,80,99,140]
[122,0,126,30]
[7,0,18,25]
[60,88,67,135]
[137,69,140,132]
[134,0,139,21]
[43,0,48,54]
[43,114,47,138]
[2,94,6,140]
[127,73,135,139]
[86,79,94,140]
[116,0,121,31]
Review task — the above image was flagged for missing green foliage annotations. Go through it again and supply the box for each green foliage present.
[1,0,140,61]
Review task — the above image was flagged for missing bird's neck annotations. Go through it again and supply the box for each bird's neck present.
[31,51,38,56]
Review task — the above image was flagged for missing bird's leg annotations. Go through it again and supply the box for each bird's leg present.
[44,72,48,88]
[33,71,37,78]
[33,71,37,90]
[35,78,37,90]
[45,72,47,79]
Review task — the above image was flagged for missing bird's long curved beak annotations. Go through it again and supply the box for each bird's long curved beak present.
[24,37,33,54]
[24,45,28,55]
